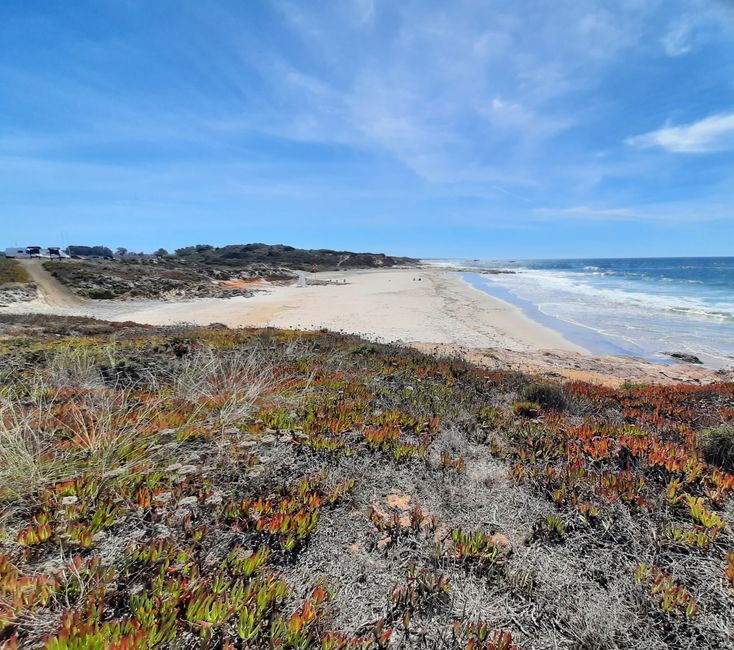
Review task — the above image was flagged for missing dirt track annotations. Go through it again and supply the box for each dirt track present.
[17,260,86,308]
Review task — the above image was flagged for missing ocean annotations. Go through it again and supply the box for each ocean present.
[438,257,734,368]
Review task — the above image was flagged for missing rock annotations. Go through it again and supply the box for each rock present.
[665,352,703,364]
[489,533,513,554]
[386,494,411,510]
[61,496,78,506]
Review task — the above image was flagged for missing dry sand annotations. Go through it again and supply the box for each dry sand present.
[3,266,730,386]
[108,268,583,353]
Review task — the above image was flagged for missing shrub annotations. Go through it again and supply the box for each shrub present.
[513,401,540,418]
[83,288,118,300]
[697,425,734,471]
[521,381,566,411]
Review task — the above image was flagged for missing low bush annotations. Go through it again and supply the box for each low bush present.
[83,288,118,300]
[512,401,540,418]
[698,425,734,471]
[521,381,566,411]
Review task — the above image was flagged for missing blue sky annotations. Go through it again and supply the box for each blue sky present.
[2,0,734,258]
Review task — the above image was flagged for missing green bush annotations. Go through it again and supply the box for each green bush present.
[478,406,505,428]
[513,401,541,418]
[83,288,118,300]
[698,425,734,471]
[521,381,566,411]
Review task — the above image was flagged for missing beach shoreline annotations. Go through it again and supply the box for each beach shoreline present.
[2,266,730,387]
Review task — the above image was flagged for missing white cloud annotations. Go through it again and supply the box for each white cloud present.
[487,97,572,141]
[661,18,694,56]
[534,205,638,220]
[534,199,734,222]
[626,113,734,153]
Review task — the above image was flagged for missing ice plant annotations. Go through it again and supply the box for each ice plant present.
[634,564,697,618]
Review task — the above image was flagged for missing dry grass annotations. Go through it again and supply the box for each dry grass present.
[0,401,62,507]
[168,345,278,431]
[0,258,30,285]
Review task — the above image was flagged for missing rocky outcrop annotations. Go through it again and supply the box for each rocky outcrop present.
[43,260,296,301]
[664,352,704,365]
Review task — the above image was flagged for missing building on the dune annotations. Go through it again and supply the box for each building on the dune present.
[4,246,69,259]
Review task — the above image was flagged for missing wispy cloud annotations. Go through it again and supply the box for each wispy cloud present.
[533,199,734,223]
[534,205,638,220]
[661,18,694,56]
[486,97,573,142]
[626,113,734,153]
[3,0,734,254]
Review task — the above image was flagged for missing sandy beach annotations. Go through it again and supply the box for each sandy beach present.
[3,265,729,386]
[108,268,583,353]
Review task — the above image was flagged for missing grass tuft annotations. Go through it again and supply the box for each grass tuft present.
[0,258,30,285]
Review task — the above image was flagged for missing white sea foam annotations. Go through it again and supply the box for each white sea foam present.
[469,264,734,368]
[486,270,734,323]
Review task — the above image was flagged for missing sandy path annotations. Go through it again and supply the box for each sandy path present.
[17,260,86,308]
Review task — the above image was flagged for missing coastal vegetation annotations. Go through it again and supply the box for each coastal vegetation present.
[0,260,35,308]
[171,243,417,270]
[0,319,732,648]
[40,243,417,300]
[0,259,29,285]
[42,259,266,301]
